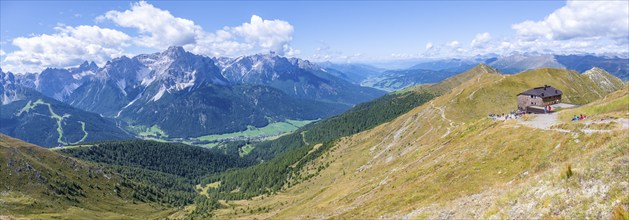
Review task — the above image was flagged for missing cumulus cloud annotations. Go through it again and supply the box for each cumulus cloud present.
[425,42,434,50]
[2,1,298,73]
[512,1,629,41]
[190,15,296,57]
[103,1,202,49]
[446,41,460,48]
[471,32,491,48]
[2,25,131,73]
[421,1,629,58]
[101,2,297,57]
[232,15,294,54]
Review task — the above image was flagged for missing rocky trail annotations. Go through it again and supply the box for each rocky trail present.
[518,113,627,133]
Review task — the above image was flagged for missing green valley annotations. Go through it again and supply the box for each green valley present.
[195,119,315,143]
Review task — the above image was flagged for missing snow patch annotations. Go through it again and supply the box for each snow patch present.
[151,85,167,102]
[137,67,155,86]
[72,70,95,80]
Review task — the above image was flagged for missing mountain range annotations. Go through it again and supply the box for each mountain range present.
[1,47,385,145]
[361,54,628,91]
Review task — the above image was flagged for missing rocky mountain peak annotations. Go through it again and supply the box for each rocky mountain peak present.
[162,46,188,58]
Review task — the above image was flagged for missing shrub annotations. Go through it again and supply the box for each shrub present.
[611,205,629,220]
[564,164,574,179]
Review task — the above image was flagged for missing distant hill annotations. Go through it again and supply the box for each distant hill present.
[555,55,629,80]
[363,54,628,92]
[361,69,458,91]
[488,54,564,74]
[487,54,628,80]
[408,58,477,72]
[361,61,499,92]
[318,62,385,84]
[1,70,132,147]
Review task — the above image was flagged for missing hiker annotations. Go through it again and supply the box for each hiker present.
[572,115,578,121]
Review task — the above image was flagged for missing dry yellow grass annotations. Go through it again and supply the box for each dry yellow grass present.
[211,68,628,219]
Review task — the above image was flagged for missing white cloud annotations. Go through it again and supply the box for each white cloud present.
[0,49,5,56]
[471,32,491,48]
[103,1,202,49]
[446,40,460,48]
[421,1,629,58]
[231,15,294,54]
[191,15,297,57]
[2,1,298,73]
[102,2,297,57]
[425,42,434,50]
[55,25,132,48]
[2,25,131,73]
[512,1,629,41]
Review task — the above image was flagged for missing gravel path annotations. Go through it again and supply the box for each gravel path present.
[518,113,628,133]
[519,113,563,130]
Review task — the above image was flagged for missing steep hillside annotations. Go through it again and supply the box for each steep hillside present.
[0,85,132,147]
[583,67,625,93]
[207,67,627,219]
[168,64,493,215]
[119,84,347,138]
[59,140,254,180]
[0,134,172,219]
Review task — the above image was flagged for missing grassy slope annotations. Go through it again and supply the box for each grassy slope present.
[558,85,628,121]
[212,68,628,219]
[0,134,174,219]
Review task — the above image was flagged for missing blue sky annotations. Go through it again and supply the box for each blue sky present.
[1,1,627,73]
